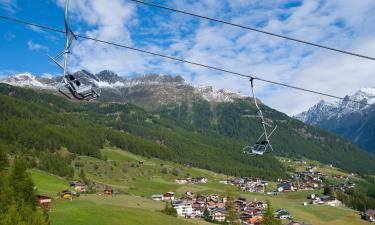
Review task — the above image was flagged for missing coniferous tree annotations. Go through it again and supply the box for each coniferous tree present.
[262,200,282,225]
[202,206,211,221]
[225,192,240,225]
[8,156,37,210]
[161,202,177,217]
[0,146,8,172]
[0,156,49,225]
[79,169,89,185]
[324,186,333,196]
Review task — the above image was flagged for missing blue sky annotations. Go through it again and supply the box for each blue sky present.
[1,0,375,114]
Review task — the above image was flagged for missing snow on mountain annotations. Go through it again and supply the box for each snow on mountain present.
[0,71,245,103]
[0,73,55,89]
[294,87,375,153]
[196,86,245,103]
[295,87,375,123]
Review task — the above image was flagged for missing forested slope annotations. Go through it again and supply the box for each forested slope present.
[0,84,374,180]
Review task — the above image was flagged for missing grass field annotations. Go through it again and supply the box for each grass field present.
[30,147,369,225]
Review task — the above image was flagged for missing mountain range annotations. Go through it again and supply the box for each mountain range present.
[0,71,246,109]
[295,88,375,153]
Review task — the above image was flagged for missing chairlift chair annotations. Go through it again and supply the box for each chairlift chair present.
[49,0,100,101]
[242,78,277,156]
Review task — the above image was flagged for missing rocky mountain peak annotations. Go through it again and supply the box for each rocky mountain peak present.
[96,70,124,83]
[294,87,375,153]
[133,74,186,85]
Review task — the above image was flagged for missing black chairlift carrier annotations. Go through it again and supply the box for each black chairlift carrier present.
[48,0,100,101]
[243,78,277,156]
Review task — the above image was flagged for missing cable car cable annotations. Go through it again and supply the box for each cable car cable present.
[127,0,375,62]
[0,15,373,107]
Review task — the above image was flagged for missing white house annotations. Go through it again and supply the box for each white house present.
[151,195,163,201]
[211,208,226,222]
[173,201,193,217]
[175,179,190,185]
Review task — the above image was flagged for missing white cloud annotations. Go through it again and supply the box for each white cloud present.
[0,0,18,13]
[27,40,49,51]
[54,0,375,115]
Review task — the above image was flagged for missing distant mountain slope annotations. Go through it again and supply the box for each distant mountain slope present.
[295,88,375,153]
[0,71,246,110]
[1,82,374,176]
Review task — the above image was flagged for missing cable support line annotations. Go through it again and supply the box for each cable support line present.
[0,15,372,107]
[128,0,375,62]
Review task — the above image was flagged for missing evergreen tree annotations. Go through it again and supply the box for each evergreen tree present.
[79,169,89,186]
[0,146,8,172]
[202,206,211,221]
[161,202,177,217]
[225,192,240,225]
[0,156,49,225]
[324,186,333,196]
[263,200,282,225]
[7,156,37,210]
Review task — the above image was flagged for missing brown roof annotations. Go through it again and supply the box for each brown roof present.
[366,209,375,217]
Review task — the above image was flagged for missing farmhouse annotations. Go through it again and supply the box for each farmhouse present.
[37,195,52,210]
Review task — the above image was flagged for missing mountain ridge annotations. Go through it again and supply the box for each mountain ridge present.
[0,71,247,105]
[295,87,375,153]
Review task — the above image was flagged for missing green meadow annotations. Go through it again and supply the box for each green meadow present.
[31,147,368,225]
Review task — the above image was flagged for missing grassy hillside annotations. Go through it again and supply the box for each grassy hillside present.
[1,84,374,179]
[30,148,369,225]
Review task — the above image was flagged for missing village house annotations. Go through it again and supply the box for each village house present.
[103,188,114,196]
[274,209,292,219]
[210,208,226,222]
[364,209,375,222]
[172,200,193,217]
[60,190,73,200]
[192,201,205,217]
[175,178,190,185]
[175,177,208,185]
[277,182,295,192]
[240,211,253,221]
[228,177,267,193]
[151,194,163,201]
[37,195,52,210]
[163,192,175,201]
[248,215,263,225]
[309,194,341,206]
[69,181,87,193]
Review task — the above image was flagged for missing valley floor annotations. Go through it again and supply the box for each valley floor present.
[31,148,369,225]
